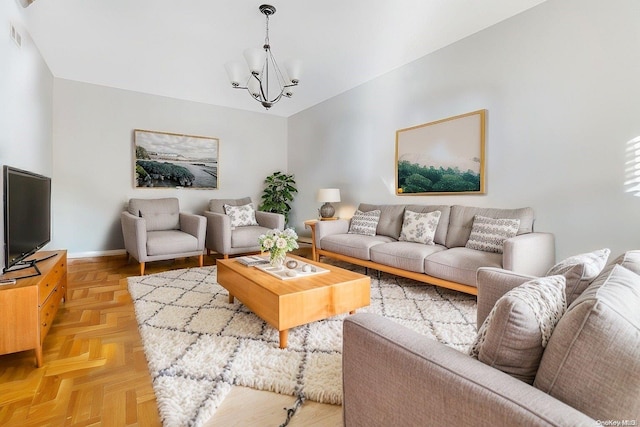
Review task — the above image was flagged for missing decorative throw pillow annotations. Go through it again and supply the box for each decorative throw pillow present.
[469,275,566,384]
[348,209,381,236]
[545,248,610,305]
[465,215,520,254]
[398,210,441,245]
[224,203,259,228]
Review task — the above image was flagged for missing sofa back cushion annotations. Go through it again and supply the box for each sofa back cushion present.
[534,263,640,421]
[445,206,534,248]
[406,204,451,246]
[128,198,180,231]
[469,275,566,384]
[358,204,406,239]
[208,197,252,214]
[546,248,611,305]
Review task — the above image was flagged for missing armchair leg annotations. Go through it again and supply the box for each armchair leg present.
[224,254,229,259]
[198,254,203,267]
[140,262,145,276]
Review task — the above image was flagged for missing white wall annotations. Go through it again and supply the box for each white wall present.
[51,79,287,257]
[0,1,53,269]
[288,0,640,260]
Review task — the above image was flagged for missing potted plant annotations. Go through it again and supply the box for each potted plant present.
[259,171,298,225]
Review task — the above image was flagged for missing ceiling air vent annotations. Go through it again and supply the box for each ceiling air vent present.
[10,23,22,48]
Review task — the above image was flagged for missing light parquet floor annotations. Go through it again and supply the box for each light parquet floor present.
[0,250,342,426]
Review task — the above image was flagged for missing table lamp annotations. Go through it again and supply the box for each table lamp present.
[317,188,341,219]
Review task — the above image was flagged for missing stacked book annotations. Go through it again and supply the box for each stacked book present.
[236,255,269,267]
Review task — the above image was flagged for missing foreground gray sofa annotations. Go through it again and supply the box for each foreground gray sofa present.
[343,250,640,426]
[313,204,555,294]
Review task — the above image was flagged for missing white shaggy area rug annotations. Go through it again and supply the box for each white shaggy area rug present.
[128,262,477,427]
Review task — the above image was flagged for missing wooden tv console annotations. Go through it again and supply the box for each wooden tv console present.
[0,250,67,367]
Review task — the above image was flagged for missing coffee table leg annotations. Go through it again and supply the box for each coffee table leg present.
[228,293,234,303]
[279,330,288,349]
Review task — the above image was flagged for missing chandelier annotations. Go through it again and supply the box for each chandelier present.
[224,4,301,110]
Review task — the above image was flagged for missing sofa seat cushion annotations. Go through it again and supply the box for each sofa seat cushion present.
[320,234,395,260]
[370,242,446,273]
[147,230,199,255]
[231,225,271,248]
[424,247,502,287]
[534,264,640,421]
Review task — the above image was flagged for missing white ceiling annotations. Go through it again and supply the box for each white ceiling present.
[21,0,547,117]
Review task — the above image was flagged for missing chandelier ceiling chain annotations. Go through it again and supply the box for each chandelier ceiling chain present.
[225,4,300,110]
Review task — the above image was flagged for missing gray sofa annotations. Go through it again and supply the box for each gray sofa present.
[313,203,555,294]
[343,250,640,426]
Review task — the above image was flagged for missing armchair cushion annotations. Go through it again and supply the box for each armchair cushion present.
[470,275,566,384]
[208,197,252,214]
[146,230,199,256]
[231,225,268,248]
[223,203,259,228]
[545,248,610,305]
[128,197,180,231]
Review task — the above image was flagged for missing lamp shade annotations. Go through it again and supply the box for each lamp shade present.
[317,188,341,203]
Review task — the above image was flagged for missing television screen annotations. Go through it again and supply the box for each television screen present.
[3,166,51,271]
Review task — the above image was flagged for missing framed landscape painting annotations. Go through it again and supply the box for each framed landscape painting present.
[395,110,486,195]
[133,129,219,189]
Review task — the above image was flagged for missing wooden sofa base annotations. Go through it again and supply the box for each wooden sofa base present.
[316,249,478,296]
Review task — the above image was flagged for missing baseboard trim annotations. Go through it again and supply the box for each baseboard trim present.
[68,249,127,259]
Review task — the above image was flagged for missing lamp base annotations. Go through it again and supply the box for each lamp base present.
[319,202,335,218]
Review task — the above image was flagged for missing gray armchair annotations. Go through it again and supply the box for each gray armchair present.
[121,198,206,275]
[204,197,284,258]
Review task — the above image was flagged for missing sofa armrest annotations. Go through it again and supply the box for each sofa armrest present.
[343,313,597,427]
[315,219,349,248]
[121,211,147,261]
[203,211,232,254]
[476,267,537,326]
[179,212,206,250]
[255,211,285,230]
[503,232,555,276]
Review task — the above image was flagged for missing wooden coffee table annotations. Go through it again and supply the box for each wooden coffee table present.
[216,254,370,348]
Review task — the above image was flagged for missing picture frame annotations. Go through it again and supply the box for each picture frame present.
[133,129,219,189]
[395,109,486,195]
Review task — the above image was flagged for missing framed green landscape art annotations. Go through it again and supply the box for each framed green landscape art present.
[133,129,219,189]
[395,110,486,195]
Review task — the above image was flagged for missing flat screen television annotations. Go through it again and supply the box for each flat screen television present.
[3,165,52,274]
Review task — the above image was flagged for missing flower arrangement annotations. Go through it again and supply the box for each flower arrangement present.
[259,228,299,267]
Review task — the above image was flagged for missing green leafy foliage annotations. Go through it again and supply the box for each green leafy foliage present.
[136,160,195,187]
[397,160,480,193]
[259,171,298,225]
[135,145,151,159]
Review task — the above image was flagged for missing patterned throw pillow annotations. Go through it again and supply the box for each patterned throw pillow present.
[465,215,520,254]
[224,203,259,228]
[469,275,567,384]
[398,210,441,245]
[348,209,381,236]
[546,248,610,305]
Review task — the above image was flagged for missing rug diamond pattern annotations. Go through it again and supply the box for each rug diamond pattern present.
[128,261,477,427]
